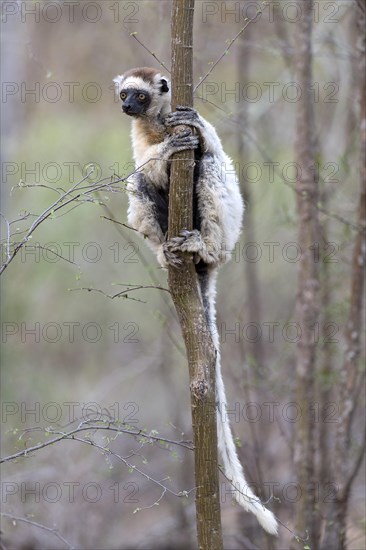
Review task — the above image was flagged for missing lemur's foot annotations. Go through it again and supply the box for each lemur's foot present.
[170,229,222,264]
[165,107,203,129]
[163,230,202,267]
[162,240,184,268]
[169,229,203,254]
[164,230,221,266]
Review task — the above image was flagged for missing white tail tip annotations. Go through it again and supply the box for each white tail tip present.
[256,506,278,535]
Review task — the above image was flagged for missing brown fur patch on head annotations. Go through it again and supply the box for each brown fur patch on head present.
[121,67,163,85]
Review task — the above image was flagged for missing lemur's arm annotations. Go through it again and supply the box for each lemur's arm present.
[127,128,199,267]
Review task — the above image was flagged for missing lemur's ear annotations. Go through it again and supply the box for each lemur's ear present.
[160,78,169,93]
[113,75,124,92]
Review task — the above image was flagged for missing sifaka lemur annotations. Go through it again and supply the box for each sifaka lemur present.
[114,67,278,535]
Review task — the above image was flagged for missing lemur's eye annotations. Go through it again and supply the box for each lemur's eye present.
[120,92,127,100]
[138,93,146,101]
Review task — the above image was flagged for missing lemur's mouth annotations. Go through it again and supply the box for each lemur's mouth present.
[122,108,139,117]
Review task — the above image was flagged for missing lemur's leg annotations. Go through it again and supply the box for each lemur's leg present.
[165,151,226,266]
[128,176,182,268]
[127,173,166,245]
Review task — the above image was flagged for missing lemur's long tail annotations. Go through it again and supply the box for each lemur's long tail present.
[197,266,278,536]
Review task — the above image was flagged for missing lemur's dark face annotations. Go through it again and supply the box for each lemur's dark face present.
[116,75,170,118]
[119,88,151,117]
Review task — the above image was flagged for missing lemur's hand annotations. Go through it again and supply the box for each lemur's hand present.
[162,128,199,158]
[164,106,204,129]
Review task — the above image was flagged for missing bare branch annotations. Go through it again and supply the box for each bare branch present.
[101,215,139,233]
[68,284,170,303]
[0,420,194,464]
[193,4,264,93]
[123,26,170,73]
[99,204,186,357]
[193,98,363,233]
[0,173,126,276]
[0,513,74,549]
[343,422,366,496]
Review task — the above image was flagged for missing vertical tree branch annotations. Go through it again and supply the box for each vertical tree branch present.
[236,28,265,375]
[292,1,320,546]
[338,1,366,468]
[169,1,223,548]
[321,3,366,547]
[236,27,273,549]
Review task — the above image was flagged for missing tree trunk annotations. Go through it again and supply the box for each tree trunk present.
[169,2,223,549]
[291,1,320,546]
[236,26,265,376]
[321,497,348,550]
[321,2,366,547]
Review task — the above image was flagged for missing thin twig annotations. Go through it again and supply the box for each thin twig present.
[0,173,127,276]
[0,213,11,261]
[68,284,170,303]
[70,435,194,504]
[101,216,139,233]
[99,204,185,357]
[0,421,194,464]
[193,4,264,92]
[343,422,366,497]
[194,97,362,233]
[124,26,170,73]
[0,513,74,549]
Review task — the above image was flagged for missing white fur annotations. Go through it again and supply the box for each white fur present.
[199,270,278,535]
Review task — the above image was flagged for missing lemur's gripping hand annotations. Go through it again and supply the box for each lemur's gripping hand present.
[163,128,199,159]
[164,106,204,131]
